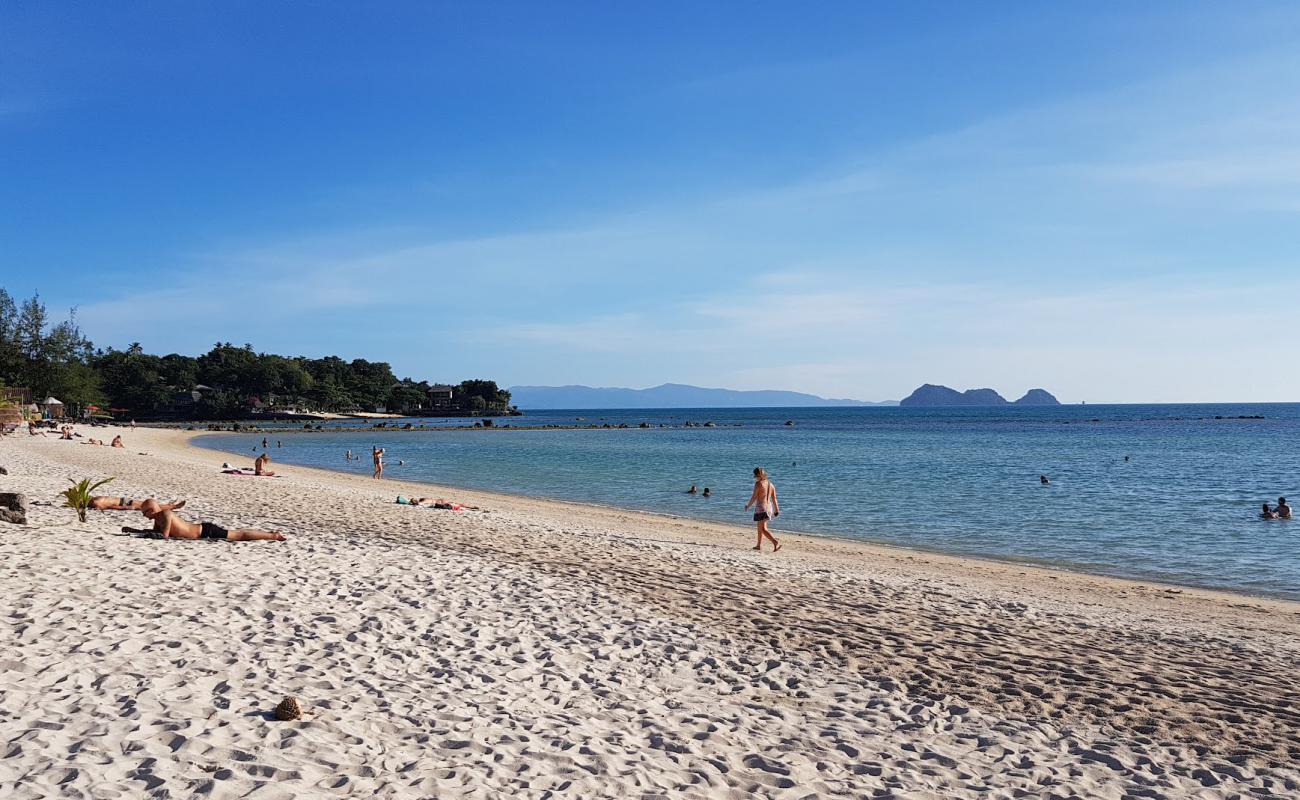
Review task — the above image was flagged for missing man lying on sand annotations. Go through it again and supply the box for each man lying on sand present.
[396,496,481,511]
[122,499,286,541]
[90,496,186,512]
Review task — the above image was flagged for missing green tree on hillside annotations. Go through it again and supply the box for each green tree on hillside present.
[0,290,102,413]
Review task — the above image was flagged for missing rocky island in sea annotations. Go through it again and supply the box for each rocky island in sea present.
[899,384,1060,407]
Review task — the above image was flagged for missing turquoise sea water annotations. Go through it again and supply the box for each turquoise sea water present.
[196,404,1300,598]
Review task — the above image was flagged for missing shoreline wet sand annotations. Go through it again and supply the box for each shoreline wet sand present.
[3,426,1298,798]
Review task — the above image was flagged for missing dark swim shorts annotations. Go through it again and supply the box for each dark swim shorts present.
[753,512,770,522]
[199,522,229,540]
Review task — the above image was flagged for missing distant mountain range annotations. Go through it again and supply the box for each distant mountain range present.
[508,383,898,409]
[899,384,1060,407]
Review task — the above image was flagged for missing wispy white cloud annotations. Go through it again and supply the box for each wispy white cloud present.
[70,42,1300,400]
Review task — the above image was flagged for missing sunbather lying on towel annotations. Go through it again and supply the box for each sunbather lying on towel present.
[121,499,286,541]
[90,496,186,512]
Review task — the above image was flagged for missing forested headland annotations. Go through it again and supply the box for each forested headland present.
[0,289,512,420]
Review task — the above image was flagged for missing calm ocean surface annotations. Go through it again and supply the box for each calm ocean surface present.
[196,404,1300,598]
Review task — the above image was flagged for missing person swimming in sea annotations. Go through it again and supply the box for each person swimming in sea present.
[702,487,711,498]
[1261,503,1278,520]
[687,485,698,494]
[1277,497,1292,519]
[1040,475,1050,485]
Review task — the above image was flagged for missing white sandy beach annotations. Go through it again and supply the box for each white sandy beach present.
[2,425,1299,799]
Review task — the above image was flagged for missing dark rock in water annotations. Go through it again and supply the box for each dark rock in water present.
[1013,389,1061,406]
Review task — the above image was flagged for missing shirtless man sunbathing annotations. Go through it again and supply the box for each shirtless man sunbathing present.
[122,499,286,541]
[90,496,186,512]
[399,497,481,511]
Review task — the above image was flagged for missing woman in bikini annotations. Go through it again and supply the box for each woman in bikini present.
[744,467,781,552]
[90,496,186,512]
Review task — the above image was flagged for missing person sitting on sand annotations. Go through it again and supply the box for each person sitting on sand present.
[60,426,74,440]
[91,496,186,512]
[123,499,286,541]
[1278,497,1292,519]
[254,453,275,476]
[110,435,124,448]
[1261,503,1278,520]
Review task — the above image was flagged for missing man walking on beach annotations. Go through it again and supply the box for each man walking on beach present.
[125,499,286,541]
[373,446,385,479]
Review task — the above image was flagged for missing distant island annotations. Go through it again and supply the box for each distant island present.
[509,383,899,410]
[899,384,1061,407]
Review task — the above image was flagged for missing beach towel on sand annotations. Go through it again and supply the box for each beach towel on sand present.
[222,468,280,477]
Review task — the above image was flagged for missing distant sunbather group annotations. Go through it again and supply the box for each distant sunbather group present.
[396,496,480,511]
[75,427,288,543]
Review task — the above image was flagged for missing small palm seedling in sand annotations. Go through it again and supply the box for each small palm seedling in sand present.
[61,477,114,523]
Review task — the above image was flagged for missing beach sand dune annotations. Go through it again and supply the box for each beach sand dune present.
[2,427,1298,798]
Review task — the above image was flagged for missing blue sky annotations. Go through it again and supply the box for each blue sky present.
[2,2,1298,402]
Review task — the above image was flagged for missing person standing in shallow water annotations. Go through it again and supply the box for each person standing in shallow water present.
[372,446,385,479]
[745,467,781,552]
